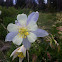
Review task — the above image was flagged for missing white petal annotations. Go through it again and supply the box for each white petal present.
[10,47,20,57]
[17,14,27,26]
[27,32,37,43]
[17,45,26,57]
[19,57,23,62]
[7,23,19,32]
[12,54,18,60]
[12,34,23,45]
[27,21,38,31]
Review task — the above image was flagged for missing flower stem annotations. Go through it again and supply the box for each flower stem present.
[1,23,8,33]
[19,58,23,62]
[27,50,29,62]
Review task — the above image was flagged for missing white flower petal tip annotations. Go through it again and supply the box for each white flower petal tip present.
[7,23,18,32]
[15,20,18,23]
[12,55,18,61]
[17,13,27,26]
[10,47,20,57]
[5,32,18,42]
[17,14,27,20]
[41,30,49,37]
[5,38,11,42]
[5,39,7,42]
[36,11,39,13]
[21,14,25,15]
[5,39,8,42]
[22,13,24,14]
[43,30,49,36]
[45,32,49,36]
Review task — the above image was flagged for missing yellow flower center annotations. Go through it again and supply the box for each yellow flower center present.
[17,52,24,58]
[18,27,29,38]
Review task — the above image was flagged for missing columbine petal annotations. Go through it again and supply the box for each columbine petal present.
[17,45,26,57]
[10,45,26,60]
[10,47,20,57]
[17,14,27,26]
[27,12,35,25]
[15,20,21,26]
[10,47,21,60]
[23,37,31,50]
[19,57,23,62]
[32,29,49,37]
[5,32,18,41]
[27,32,37,43]
[15,20,18,24]
[27,11,39,25]
[12,34,23,45]
[27,21,38,31]
[12,54,18,60]
[7,23,19,32]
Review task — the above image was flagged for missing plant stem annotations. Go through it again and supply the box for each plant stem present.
[1,23,8,33]
[27,50,29,62]
[19,58,23,62]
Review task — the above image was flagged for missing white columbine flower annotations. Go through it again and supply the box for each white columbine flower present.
[10,45,26,62]
[5,11,48,49]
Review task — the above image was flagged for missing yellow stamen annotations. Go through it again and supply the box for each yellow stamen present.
[24,36,26,38]
[22,35,24,38]
[18,52,24,58]
[25,32,29,35]
[18,27,29,38]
